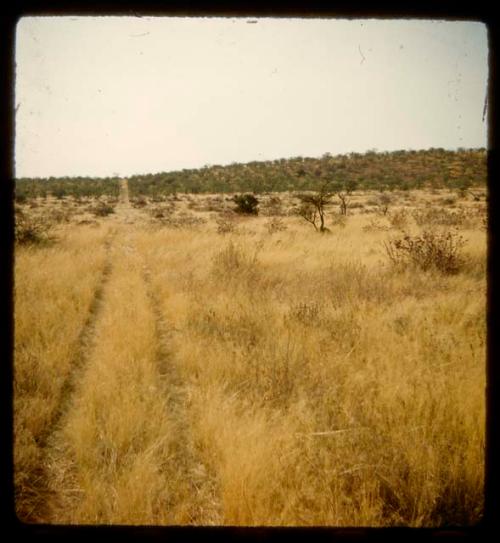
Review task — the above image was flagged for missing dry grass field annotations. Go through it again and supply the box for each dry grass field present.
[14,184,487,526]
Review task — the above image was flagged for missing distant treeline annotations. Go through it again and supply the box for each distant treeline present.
[15,177,121,200]
[16,148,486,199]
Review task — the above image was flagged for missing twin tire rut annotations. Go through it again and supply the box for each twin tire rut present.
[36,187,218,524]
[31,237,112,522]
[143,266,221,524]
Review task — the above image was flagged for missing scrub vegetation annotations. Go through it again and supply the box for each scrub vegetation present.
[14,148,487,526]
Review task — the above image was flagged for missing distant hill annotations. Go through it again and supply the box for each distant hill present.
[128,148,487,195]
[16,148,487,199]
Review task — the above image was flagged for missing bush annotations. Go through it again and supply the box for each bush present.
[211,240,262,283]
[384,229,465,274]
[263,196,285,216]
[15,210,51,245]
[440,196,457,206]
[50,208,73,223]
[362,217,390,232]
[53,188,66,200]
[216,215,238,235]
[131,196,148,208]
[150,207,167,220]
[92,203,115,217]
[233,194,259,215]
[156,215,207,229]
[388,209,409,230]
[375,193,393,215]
[412,208,475,229]
[265,217,287,234]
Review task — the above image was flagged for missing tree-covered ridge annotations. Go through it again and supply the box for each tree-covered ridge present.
[127,148,487,195]
[15,148,486,198]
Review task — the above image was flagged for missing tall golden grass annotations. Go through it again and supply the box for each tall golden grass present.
[14,191,486,526]
[14,223,113,520]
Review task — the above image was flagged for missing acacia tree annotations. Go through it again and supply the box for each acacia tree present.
[297,181,334,232]
[297,177,359,232]
[334,179,358,215]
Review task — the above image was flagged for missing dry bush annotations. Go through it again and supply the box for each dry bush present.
[215,214,238,235]
[265,217,287,235]
[329,213,347,228]
[131,196,148,208]
[151,194,167,203]
[374,193,393,216]
[157,215,207,229]
[211,241,262,283]
[362,217,390,232]
[384,229,466,274]
[150,207,167,220]
[388,209,409,231]
[149,205,175,220]
[439,196,458,206]
[411,207,476,229]
[91,202,115,217]
[50,208,74,223]
[202,196,226,213]
[262,196,286,217]
[15,209,53,245]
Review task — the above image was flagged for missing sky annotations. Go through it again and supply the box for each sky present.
[15,16,488,178]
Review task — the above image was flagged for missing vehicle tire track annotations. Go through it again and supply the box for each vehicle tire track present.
[42,233,116,446]
[142,264,222,524]
[119,178,130,206]
[25,231,116,523]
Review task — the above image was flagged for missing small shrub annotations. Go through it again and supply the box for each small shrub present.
[211,240,262,282]
[265,217,287,234]
[362,217,390,232]
[388,209,409,230]
[440,196,457,206]
[131,196,148,208]
[216,215,238,235]
[50,208,73,223]
[233,194,259,215]
[92,203,115,217]
[263,196,286,216]
[375,193,393,215]
[412,208,475,229]
[201,196,225,212]
[157,215,207,229]
[150,206,173,220]
[384,229,465,274]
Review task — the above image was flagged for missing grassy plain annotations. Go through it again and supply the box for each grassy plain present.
[14,186,486,526]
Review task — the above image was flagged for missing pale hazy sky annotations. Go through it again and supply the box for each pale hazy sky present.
[15,16,488,178]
